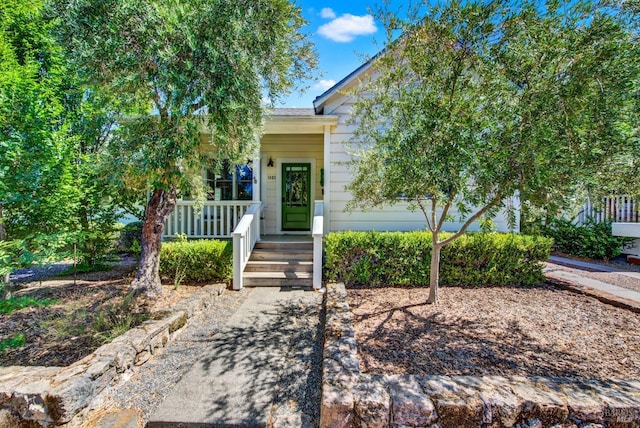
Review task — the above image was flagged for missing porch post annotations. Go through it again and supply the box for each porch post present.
[323,124,331,234]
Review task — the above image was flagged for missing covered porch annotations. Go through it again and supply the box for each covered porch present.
[163,109,337,289]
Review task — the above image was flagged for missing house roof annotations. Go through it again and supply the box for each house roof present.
[312,59,373,115]
[270,108,316,116]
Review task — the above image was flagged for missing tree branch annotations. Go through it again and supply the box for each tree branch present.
[438,192,503,247]
[436,191,456,233]
[417,197,433,231]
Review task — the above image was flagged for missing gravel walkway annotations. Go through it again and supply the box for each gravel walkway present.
[546,261,640,293]
[95,286,324,427]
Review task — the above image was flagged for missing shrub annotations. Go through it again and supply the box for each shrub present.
[324,231,552,287]
[118,221,143,253]
[160,239,232,284]
[540,218,633,260]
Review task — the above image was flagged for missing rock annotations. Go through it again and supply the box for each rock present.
[480,376,523,426]
[164,310,187,333]
[321,382,355,428]
[353,376,390,428]
[557,381,605,423]
[420,376,484,428]
[510,378,569,425]
[134,350,152,366]
[91,408,143,428]
[0,408,21,427]
[46,376,95,424]
[388,375,438,427]
[581,379,640,425]
[149,327,170,354]
[118,328,150,354]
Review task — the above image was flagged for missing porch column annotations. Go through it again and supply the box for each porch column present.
[323,124,331,234]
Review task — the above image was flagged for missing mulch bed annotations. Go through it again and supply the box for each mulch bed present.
[347,284,640,379]
[0,260,202,367]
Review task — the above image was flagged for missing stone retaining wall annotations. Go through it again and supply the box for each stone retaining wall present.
[321,283,640,428]
[0,284,226,427]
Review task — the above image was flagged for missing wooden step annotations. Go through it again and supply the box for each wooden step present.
[244,260,313,273]
[242,271,313,287]
[249,249,313,262]
[254,241,313,251]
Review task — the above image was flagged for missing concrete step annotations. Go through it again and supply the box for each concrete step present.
[254,241,313,251]
[244,260,313,273]
[242,271,313,287]
[249,249,313,262]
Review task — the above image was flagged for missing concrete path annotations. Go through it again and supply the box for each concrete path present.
[545,256,640,312]
[148,287,323,428]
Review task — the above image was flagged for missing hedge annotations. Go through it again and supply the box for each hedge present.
[160,239,232,283]
[324,231,552,287]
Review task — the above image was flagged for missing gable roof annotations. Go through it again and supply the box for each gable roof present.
[312,58,373,115]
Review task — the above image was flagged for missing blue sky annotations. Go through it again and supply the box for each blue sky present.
[279,0,402,108]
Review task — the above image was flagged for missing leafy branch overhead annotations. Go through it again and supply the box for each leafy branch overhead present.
[52,0,317,296]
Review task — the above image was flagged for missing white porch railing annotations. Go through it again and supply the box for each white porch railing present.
[232,202,262,290]
[312,200,324,290]
[579,195,640,224]
[164,201,253,238]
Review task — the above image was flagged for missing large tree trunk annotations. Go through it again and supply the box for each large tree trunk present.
[427,239,442,305]
[130,187,177,297]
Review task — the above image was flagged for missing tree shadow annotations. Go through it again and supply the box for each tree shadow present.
[349,288,598,379]
[169,289,323,427]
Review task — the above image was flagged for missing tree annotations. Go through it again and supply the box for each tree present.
[53,0,316,296]
[0,0,79,283]
[347,0,640,304]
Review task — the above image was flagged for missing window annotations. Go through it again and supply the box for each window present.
[206,161,253,201]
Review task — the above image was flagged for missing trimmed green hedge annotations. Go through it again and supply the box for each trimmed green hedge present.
[160,239,232,283]
[324,231,552,287]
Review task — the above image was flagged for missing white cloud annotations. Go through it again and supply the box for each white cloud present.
[314,79,336,91]
[318,14,377,43]
[320,7,336,19]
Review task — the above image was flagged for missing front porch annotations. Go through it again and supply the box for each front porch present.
[164,200,324,290]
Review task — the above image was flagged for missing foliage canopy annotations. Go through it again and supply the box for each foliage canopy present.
[347,0,640,302]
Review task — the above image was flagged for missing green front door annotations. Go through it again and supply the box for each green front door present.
[282,163,311,231]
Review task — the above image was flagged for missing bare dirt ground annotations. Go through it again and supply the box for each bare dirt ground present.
[0,258,201,367]
[347,285,640,379]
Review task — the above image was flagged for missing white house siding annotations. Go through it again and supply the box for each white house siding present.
[260,134,324,234]
[322,93,520,234]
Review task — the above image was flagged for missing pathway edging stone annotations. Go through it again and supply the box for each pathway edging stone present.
[0,283,226,427]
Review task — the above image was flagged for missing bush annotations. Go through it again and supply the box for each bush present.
[324,231,552,287]
[160,239,232,284]
[118,221,143,253]
[541,218,633,260]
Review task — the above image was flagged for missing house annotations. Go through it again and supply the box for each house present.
[163,61,520,289]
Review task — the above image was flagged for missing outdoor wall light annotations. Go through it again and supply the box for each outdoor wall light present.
[267,157,274,167]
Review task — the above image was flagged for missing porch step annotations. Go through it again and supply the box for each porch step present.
[242,271,313,287]
[244,260,313,273]
[253,241,313,251]
[243,239,315,287]
[249,249,313,262]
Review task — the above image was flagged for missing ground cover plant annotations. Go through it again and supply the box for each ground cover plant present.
[0,258,200,367]
[348,286,640,379]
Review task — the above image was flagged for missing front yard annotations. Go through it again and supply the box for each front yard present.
[348,285,640,379]
[0,259,200,367]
